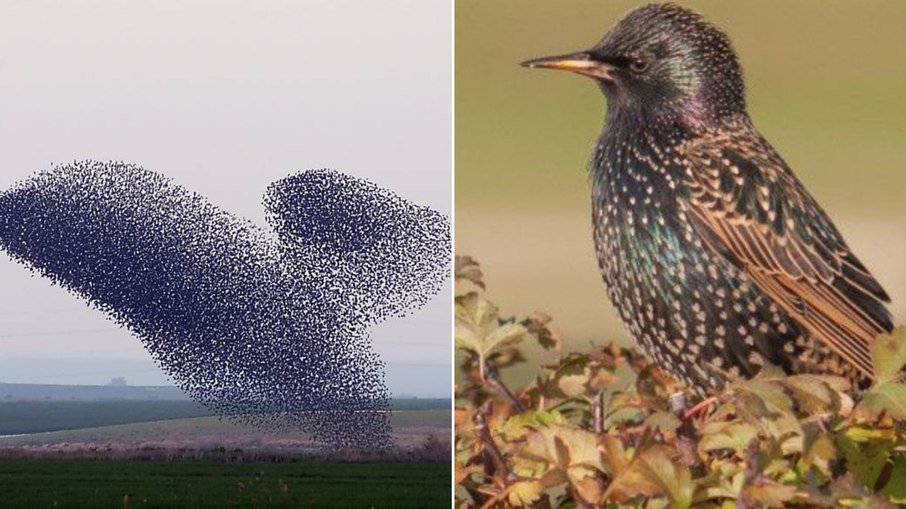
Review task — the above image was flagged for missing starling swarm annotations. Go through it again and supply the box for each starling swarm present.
[0,163,451,448]
[523,3,894,394]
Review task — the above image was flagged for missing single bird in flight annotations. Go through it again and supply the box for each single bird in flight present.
[523,3,894,395]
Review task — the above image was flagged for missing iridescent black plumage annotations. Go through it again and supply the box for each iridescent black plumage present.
[524,3,894,393]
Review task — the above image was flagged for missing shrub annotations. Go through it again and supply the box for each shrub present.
[454,255,906,508]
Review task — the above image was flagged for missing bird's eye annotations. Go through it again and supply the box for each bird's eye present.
[629,57,650,74]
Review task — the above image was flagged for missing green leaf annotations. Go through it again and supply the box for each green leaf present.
[603,406,645,428]
[507,480,543,506]
[646,410,681,434]
[737,379,793,414]
[454,292,528,373]
[871,327,906,385]
[781,374,849,414]
[880,455,906,503]
[497,410,566,440]
[860,382,906,420]
[699,422,758,454]
[836,432,893,489]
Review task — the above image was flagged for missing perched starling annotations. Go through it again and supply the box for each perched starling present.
[523,3,894,394]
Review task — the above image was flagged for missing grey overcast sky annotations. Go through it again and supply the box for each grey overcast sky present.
[0,0,451,397]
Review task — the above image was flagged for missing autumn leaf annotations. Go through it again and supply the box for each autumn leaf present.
[455,255,485,289]
[522,311,562,351]
[598,435,661,503]
[527,425,602,470]
[740,479,797,508]
[800,428,837,476]
[634,446,695,509]
[454,255,906,509]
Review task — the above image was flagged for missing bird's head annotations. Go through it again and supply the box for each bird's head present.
[522,3,745,128]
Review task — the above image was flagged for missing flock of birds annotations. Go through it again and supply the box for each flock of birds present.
[0,162,450,448]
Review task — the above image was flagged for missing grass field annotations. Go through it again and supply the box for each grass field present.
[0,459,450,508]
[0,398,449,436]
[0,404,451,507]
[0,401,210,435]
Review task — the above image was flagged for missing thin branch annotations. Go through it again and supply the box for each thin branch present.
[484,360,525,413]
[592,392,604,434]
[668,391,687,416]
[475,402,510,480]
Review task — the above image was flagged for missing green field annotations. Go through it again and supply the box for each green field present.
[0,398,449,436]
[0,459,449,508]
[455,0,906,374]
[0,401,210,435]
[0,402,451,507]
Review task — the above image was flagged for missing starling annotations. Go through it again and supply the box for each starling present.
[522,3,894,394]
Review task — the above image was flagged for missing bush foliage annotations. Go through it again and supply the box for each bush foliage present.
[454,255,906,508]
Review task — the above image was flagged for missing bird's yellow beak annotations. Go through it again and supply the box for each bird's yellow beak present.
[521,52,615,82]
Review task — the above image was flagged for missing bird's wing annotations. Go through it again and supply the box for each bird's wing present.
[677,120,892,379]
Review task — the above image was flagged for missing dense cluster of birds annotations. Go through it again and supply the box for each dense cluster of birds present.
[525,3,893,394]
[0,161,450,448]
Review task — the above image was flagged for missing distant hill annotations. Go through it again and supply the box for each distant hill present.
[0,358,451,398]
[0,383,190,401]
[0,383,450,409]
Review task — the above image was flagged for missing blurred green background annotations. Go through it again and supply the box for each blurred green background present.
[456,1,906,370]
